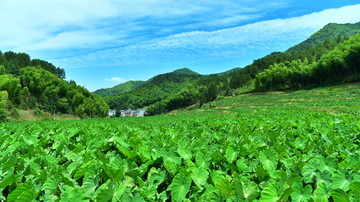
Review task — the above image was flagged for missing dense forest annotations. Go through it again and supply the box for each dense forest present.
[0,51,109,122]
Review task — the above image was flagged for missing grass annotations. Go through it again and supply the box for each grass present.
[173,82,360,117]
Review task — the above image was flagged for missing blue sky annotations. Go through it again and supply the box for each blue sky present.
[1,0,360,91]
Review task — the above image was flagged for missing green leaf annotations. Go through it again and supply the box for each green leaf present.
[295,137,307,150]
[225,145,237,164]
[0,173,15,190]
[60,185,88,202]
[7,181,36,202]
[234,180,259,201]
[42,175,58,193]
[82,165,99,196]
[302,159,321,183]
[195,151,211,170]
[236,158,251,173]
[259,149,278,172]
[191,167,209,188]
[168,173,192,202]
[259,181,290,202]
[319,156,337,174]
[313,182,331,201]
[93,180,126,202]
[350,181,360,198]
[290,182,312,202]
[331,189,350,202]
[332,170,352,191]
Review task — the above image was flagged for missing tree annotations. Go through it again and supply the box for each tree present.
[0,91,8,122]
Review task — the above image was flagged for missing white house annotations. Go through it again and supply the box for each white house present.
[108,109,116,116]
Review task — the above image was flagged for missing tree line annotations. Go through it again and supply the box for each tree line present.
[0,52,109,122]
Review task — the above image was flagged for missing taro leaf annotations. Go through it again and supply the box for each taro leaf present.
[236,158,251,173]
[313,182,331,201]
[162,149,182,175]
[332,170,352,191]
[210,189,226,202]
[290,182,312,202]
[132,193,146,202]
[60,185,88,202]
[316,170,332,186]
[191,167,209,188]
[195,151,211,170]
[177,147,192,160]
[82,165,99,196]
[331,189,350,202]
[0,173,15,190]
[92,180,126,202]
[234,179,259,201]
[318,156,337,174]
[295,137,307,150]
[2,154,17,173]
[226,145,238,164]
[104,163,124,181]
[302,159,321,183]
[42,175,58,193]
[259,181,292,202]
[259,149,278,173]
[148,168,166,189]
[287,173,302,186]
[211,170,225,186]
[7,181,36,202]
[214,179,231,198]
[168,173,192,202]
[350,181,360,198]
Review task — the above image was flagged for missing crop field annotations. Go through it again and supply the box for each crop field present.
[1,83,360,201]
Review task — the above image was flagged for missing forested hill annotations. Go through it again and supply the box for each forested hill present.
[171,67,200,75]
[105,68,203,112]
[0,51,109,122]
[287,22,360,52]
[94,80,146,97]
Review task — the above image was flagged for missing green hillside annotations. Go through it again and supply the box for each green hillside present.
[171,67,201,75]
[106,69,203,111]
[0,51,109,122]
[94,80,146,97]
[287,22,360,52]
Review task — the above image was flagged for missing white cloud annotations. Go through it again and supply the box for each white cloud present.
[0,0,288,55]
[52,3,360,69]
[106,77,127,83]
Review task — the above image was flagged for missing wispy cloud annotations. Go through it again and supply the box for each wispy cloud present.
[106,77,127,83]
[53,4,360,69]
[0,0,288,55]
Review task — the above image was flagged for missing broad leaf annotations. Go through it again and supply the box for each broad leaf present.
[259,149,278,173]
[290,182,312,202]
[234,179,259,201]
[191,167,209,188]
[313,182,331,201]
[225,145,237,164]
[331,189,350,202]
[168,173,192,202]
[332,170,352,191]
[7,181,36,202]
[302,159,321,183]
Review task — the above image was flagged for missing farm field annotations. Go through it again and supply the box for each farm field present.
[1,83,360,201]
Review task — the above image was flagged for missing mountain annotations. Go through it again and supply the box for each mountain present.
[287,22,360,52]
[105,68,203,110]
[94,80,146,97]
[171,67,200,75]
